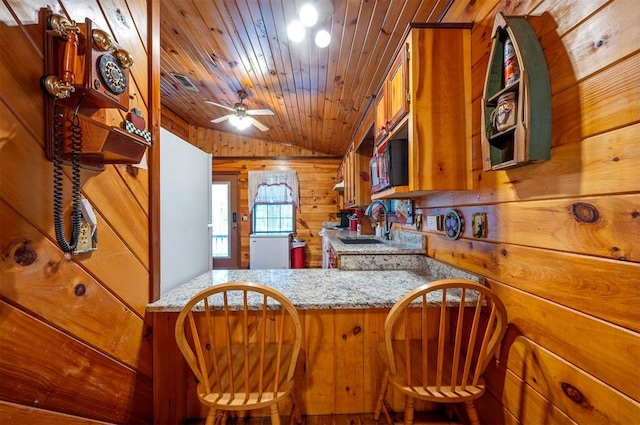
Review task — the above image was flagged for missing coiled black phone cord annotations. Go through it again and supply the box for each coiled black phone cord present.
[52,96,83,254]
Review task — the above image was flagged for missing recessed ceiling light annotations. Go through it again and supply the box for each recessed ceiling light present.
[300,4,318,27]
[287,20,305,43]
[315,29,331,48]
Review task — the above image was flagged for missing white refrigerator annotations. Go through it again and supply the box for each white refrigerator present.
[249,233,291,269]
[160,128,212,294]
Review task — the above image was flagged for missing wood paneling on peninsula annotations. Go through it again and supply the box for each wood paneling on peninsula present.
[0,1,154,423]
[410,1,640,424]
[154,307,440,423]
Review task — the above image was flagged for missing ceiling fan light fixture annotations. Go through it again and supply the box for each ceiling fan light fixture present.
[287,20,305,43]
[315,29,331,48]
[229,114,252,130]
[300,4,318,27]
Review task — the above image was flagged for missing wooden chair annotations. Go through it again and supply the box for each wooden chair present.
[175,281,304,425]
[373,279,508,425]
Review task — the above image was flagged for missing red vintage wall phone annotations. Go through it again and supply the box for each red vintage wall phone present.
[41,10,149,254]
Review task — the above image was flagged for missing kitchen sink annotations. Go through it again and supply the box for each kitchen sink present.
[338,237,384,245]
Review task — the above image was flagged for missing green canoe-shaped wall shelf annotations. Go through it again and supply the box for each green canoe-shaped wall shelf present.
[481,13,551,171]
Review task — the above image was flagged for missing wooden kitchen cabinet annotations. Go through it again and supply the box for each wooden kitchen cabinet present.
[373,85,387,143]
[342,143,372,208]
[481,13,551,171]
[371,23,473,200]
[374,43,409,145]
[387,44,410,132]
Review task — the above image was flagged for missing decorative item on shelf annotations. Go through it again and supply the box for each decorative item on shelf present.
[124,107,152,144]
[444,209,463,241]
[503,37,520,86]
[490,92,517,132]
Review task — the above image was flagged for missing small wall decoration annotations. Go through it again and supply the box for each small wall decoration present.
[472,212,487,238]
[444,209,463,240]
[395,199,412,224]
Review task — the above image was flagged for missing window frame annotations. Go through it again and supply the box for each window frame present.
[252,202,296,234]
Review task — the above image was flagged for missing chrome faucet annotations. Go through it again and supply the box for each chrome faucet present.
[365,200,389,239]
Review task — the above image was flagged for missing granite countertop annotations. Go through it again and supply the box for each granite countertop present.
[147,268,478,312]
[320,228,425,255]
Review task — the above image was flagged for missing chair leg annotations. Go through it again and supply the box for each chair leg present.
[205,408,217,425]
[374,368,390,421]
[404,396,415,425]
[270,403,282,425]
[465,400,480,425]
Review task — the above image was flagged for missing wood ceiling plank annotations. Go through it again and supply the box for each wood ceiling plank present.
[158,0,445,155]
[210,0,288,141]
[320,0,356,154]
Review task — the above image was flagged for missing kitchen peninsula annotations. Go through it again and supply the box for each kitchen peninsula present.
[149,263,479,421]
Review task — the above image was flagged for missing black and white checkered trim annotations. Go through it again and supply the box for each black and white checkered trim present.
[124,120,152,144]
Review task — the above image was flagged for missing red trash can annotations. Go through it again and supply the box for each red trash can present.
[291,241,306,268]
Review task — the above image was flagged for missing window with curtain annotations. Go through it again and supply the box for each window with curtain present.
[248,170,300,233]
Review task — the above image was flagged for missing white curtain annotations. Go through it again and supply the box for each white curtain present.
[248,170,300,212]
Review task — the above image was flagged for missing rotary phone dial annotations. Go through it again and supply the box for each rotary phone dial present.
[97,54,127,94]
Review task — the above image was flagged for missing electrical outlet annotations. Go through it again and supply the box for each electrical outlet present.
[74,199,98,254]
[74,219,97,254]
[426,215,438,231]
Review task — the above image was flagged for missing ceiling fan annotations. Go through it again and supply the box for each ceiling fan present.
[206,89,274,131]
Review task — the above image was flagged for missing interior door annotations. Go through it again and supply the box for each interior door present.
[212,174,240,269]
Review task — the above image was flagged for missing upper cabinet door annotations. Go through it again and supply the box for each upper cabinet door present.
[373,84,387,144]
[387,43,409,131]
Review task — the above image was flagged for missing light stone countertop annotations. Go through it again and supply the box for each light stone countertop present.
[320,228,425,255]
[147,268,478,312]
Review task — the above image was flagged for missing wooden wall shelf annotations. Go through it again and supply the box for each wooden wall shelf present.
[481,13,551,171]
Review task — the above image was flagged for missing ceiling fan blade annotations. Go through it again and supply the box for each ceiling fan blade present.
[247,108,275,116]
[205,100,236,112]
[247,117,269,131]
[211,114,233,123]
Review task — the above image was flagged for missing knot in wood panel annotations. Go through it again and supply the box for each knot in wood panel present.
[4,239,37,267]
[572,202,599,223]
[74,283,86,296]
[561,382,593,410]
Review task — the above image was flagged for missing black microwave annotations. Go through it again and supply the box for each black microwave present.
[370,139,408,193]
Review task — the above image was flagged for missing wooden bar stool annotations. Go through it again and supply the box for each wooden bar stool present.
[374,279,508,425]
[175,281,304,425]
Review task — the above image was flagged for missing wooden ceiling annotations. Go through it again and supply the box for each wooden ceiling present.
[159,0,453,156]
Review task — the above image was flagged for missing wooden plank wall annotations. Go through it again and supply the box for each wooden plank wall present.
[407,1,639,424]
[0,1,153,424]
